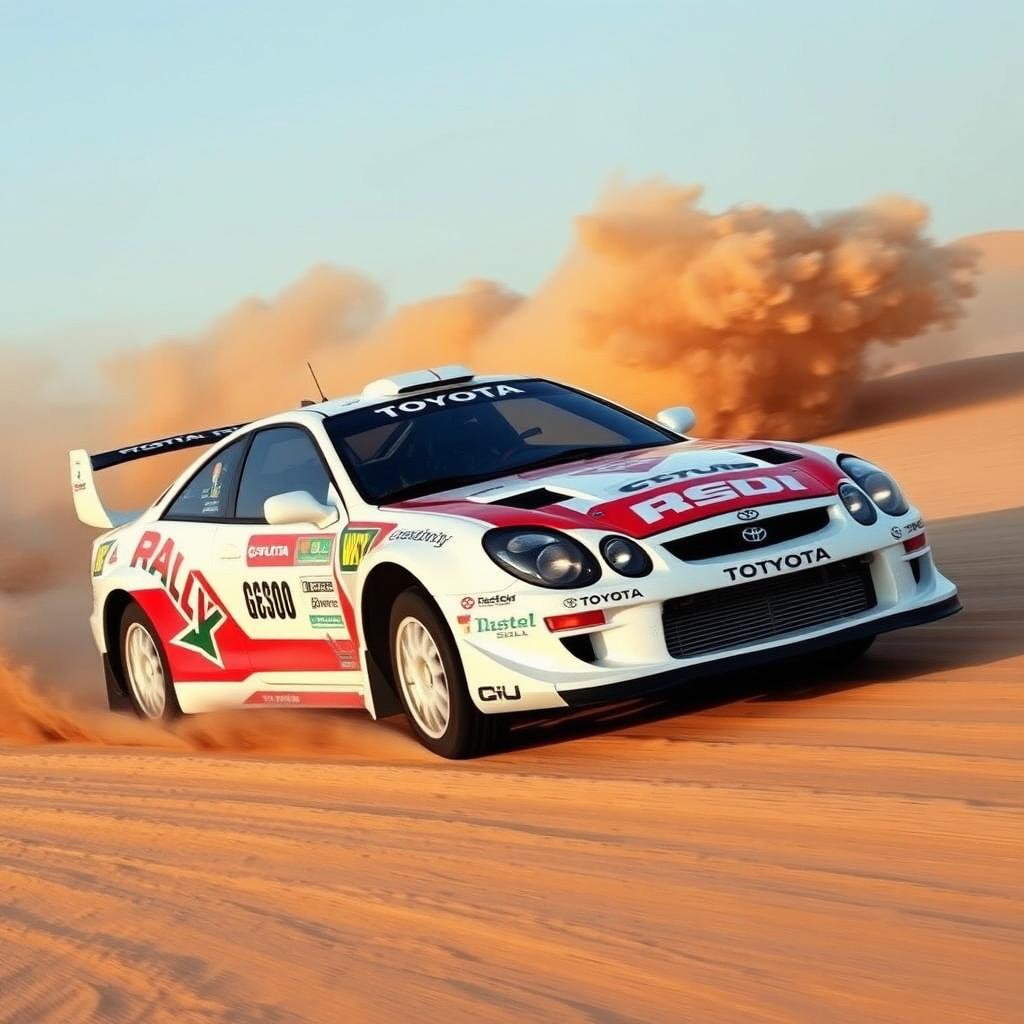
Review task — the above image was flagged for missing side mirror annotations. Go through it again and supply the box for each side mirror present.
[264,490,340,529]
[656,406,696,435]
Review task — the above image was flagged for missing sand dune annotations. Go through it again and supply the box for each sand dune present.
[871,229,1024,374]
[0,354,1022,1023]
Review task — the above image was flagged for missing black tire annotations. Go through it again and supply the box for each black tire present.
[388,589,502,758]
[119,603,182,723]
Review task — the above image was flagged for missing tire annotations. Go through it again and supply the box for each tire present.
[388,589,501,759]
[119,603,181,723]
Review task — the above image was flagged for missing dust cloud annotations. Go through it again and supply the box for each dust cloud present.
[0,654,424,758]
[0,177,978,726]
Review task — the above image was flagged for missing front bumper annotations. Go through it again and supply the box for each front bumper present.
[557,590,961,707]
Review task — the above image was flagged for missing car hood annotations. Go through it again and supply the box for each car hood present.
[388,440,847,539]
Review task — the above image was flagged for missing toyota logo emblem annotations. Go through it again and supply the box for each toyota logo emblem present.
[741,526,767,543]
[737,509,759,521]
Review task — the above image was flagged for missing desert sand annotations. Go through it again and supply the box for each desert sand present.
[0,353,1022,1024]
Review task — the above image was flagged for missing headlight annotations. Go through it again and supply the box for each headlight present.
[838,482,877,525]
[482,528,601,589]
[599,535,653,578]
[839,456,909,516]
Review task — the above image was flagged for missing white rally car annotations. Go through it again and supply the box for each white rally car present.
[71,366,960,757]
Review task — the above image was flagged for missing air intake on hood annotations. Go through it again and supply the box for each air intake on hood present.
[740,447,804,465]
[486,488,571,509]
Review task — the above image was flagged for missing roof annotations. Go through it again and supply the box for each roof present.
[306,370,530,419]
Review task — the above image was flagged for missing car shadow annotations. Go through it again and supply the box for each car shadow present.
[498,504,1024,755]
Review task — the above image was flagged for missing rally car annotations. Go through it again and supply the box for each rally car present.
[71,366,960,757]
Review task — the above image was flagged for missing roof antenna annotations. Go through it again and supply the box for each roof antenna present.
[307,361,327,403]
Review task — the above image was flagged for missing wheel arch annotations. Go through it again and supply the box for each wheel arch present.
[101,588,137,707]
[360,561,435,718]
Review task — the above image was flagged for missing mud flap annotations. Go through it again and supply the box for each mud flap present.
[103,654,134,712]
[365,647,402,719]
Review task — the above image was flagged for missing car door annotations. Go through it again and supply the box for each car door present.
[220,425,359,699]
[152,435,251,682]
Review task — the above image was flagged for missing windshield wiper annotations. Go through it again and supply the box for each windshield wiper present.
[506,442,659,475]
[380,469,511,505]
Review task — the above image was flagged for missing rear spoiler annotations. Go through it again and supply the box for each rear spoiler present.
[69,423,247,529]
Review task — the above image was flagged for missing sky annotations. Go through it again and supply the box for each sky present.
[1,0,1022,355]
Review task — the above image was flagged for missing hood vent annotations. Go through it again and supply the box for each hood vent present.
[486,488,571,509]
[740,447,803,465]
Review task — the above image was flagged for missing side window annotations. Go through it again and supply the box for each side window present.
[236,427,332,521]
[165,438,248,520]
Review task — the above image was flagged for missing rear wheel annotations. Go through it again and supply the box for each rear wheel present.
[120,604,181,722]
[389,589,501,758]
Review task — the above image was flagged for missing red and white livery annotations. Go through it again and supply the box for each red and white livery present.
[72,367,960,757]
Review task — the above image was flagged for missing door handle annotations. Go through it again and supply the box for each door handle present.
[217,542,241,560]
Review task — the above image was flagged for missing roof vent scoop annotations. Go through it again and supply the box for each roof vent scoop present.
[362,365,475,400]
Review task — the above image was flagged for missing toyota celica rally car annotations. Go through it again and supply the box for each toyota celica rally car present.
[71,366,961,757]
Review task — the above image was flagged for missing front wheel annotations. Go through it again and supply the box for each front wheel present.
[119,603,181,722]
[389,589,501,758]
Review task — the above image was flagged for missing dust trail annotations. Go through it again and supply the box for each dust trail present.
[0,656,425,759]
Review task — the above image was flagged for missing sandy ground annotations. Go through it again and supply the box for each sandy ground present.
[0,354,1022,1024]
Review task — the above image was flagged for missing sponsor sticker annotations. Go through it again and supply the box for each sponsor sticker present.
[373,383,525,419]
[93,541,116,577]
[338,527,382,572]
[458,612,536,639]
[389,528,452,549]
[301,577,335,594]
[297,536,333,564]
[246,535,333,567]
[461,594,515,610]
[246,536,297,567]
[478,685,522,702]
[618,462,759,493]
[310,614,345,629]
[723,547,831,581]
[563,588,642,609]
[630,473,810,526]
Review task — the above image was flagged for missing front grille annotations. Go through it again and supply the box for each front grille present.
[662,556,876,659]
[663,506,830,562]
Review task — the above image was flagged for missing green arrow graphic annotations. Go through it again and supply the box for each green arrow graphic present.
[177,607,224,662]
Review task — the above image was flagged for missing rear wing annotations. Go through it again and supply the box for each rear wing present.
[70,424,247,529]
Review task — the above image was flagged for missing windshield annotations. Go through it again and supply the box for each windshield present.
[324,379,677,504]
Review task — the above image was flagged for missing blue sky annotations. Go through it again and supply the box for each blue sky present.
[1,0,1021,353]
